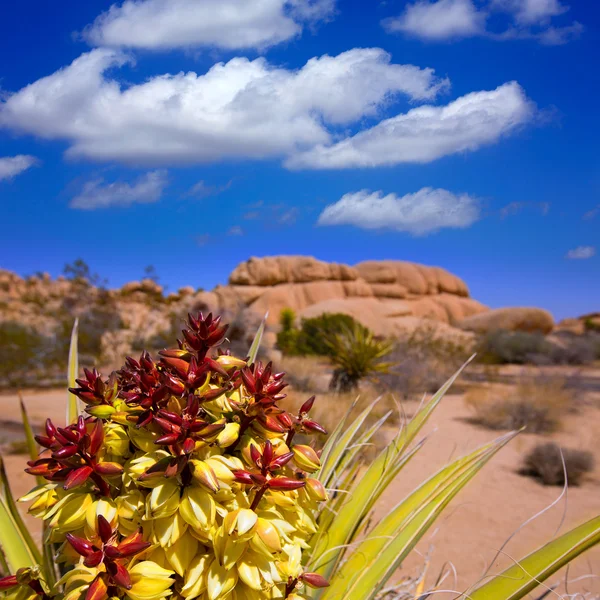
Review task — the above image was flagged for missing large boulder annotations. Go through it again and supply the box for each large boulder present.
[457,307,554,334]
[229,256,358,286]
[355,261,469,297]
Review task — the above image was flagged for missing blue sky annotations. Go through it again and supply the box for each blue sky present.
[0,0,598,320]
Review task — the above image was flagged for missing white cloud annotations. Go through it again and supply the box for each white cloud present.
[383,0,485,40]
[0,48,448,166]
[318,188,480,235]
[185,179,232,198]
[0,155,37,181]
[84,0,335,51]
[287,82,534,169]
[385,0,581,45]
[565,246,596,260]
[227,225,244,236]
[493,0,567,25]
[70,170,168,210]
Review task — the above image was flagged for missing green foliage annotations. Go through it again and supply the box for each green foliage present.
[276,310,359,357]
[477,329,551,364]
[325,322,394,392]
[478,329,600,365]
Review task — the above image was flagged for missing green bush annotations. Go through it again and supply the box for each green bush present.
[276,310,359,357]
[0,322,48,374]
[477,329,553,364]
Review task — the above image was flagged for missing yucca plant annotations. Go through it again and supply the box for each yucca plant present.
[325,322,394,393]
[0,312,598,600]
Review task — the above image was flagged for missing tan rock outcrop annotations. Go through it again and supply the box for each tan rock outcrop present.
[229,256,358,286]
[457,307,554,334]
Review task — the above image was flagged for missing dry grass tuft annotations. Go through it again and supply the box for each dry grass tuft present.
[278,355,328,392]
[520,442,595,486]
[464,378,574,433]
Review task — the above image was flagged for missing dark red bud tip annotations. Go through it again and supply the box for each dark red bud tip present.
[94,462,124,476]
[116,540,151,558]
[303,419,327,435]
[64,466,93,490]
[52,445,79,460]
[103,546,123,560]
[300,395,316,415]
[301,573,330,588]
[83,550,104,568]
[111,563,132,590]
[97,514,113,544]
[66,533,94,557]
[267,477,305,490]
[0,575,18,589]
[85,574,108,600]
[232,470,253,485]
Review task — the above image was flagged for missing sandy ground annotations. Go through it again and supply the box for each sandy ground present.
[1,386,599,597]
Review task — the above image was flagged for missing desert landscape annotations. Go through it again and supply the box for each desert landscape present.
[2,255,599,597]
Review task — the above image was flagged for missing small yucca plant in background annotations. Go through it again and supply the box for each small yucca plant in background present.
[0,312,598,600]
[325,322,394,393]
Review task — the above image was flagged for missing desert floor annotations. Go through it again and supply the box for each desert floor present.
[1,371,599,598]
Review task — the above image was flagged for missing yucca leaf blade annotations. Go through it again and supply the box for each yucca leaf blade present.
[468,514,600,600]
[311,359,474,580]
[247,312,268,365]
[66,318,80,426]
[319,431,516,600]
[0,458,41,571]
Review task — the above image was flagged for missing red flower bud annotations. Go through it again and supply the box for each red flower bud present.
[94,462,124,476]
[52,445,79,460]
[83,550,104,568]
[232,470,253,485]
[267,477,305,490]
[66,533,95,557]
[89,419,104,456]
[0,575,18,589]
[301,573,330,588]
[85,574,108,600]
[300,395,316,415]
[303,419,327,435]
[97,515,113,544]
[64,466,93,490]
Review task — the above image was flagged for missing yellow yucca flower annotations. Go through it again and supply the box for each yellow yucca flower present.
[206,559,238,600]
[163,533,199,576]
[18,484,59,518]
[146,480,181,520]
[291,446,320,473]
[103,422,132,458]
[85,498,118,537]
[179,553,210,599]
[152,512,188,548]
[179,485,216,532]
[45,492,94,534]
[126,451,171,488]
[215,422,240,448]
[126,561,175,600]
[189,460,220,493]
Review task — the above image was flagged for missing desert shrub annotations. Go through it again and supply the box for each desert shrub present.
[380,322,471,397]
[477,329,553,364]
[276,310,360,357]
[326,322,394,392]
[276,308,300,355]
[478,329,600,366]
[465,379,573,433]
[278,355,325,392]
[53,302,124,363]
[520,442,594,486]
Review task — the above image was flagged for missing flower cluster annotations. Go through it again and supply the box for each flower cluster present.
[5,313,329,600]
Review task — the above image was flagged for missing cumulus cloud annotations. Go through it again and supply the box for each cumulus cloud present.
[0,48,448,166]
[185,179,233,199]
[565,246,596,260]
[385,0,582,45]
[70,170,168,210]
[287,82,534,169]
[317,188,480,235]
[383,0,485,41]
[0,155,38,181]
[83,0,335,51]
